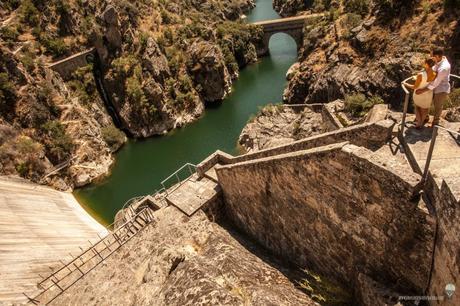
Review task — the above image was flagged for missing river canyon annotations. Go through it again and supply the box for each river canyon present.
[75,0,298,225]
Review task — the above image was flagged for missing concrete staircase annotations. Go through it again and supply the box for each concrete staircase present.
[165,174,221,216]
[401,123,460,201]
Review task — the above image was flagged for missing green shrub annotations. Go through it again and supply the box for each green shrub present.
[41,120,73,163]
[19,50,36,72]
[344,0,370,16]
[4,0,21,10]
[344,93,384,117]
[421,0,431,14]
[0,25,20,42]
[126,76,147,105]
[13,136,46,178]
[111,55,138,77]
[15,136,40,155]
[313,0,332,12]
[340,13,363,38]
[447,88,460,108]
[19,0,40,26]
[41,36,69,57]
[444,0,460,9]
[101,125,125,151]
[0,72,16,111]
[68,65,96,106]
[373,0,418,20]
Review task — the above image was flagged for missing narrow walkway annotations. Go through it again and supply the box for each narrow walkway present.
[403,123,460,200]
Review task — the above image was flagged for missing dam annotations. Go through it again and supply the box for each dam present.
[2,0,459,305]
[74,0,299,225]
[0,177,106,304]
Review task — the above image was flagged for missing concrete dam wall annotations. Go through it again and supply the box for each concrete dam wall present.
[216,141,436,296]
[0,177,106,304]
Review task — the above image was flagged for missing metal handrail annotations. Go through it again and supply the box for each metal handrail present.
[422,124,460,183]
[25,161,199,303]
[161,163,197,195]
[30,207,154,304]
[400,74,460,136]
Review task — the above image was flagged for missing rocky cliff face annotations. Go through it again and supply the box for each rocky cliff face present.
[239,104,327,152]
[277,0,460,106]
[0,45,120,190]
[0,0,260,188]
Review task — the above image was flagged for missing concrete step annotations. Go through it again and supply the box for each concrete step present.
[204,165,219,182]
[165,176,221,216]
[402,124,460,201]
[372,137,417,176]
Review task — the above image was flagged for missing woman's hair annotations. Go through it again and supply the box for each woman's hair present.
[425,58,436,68]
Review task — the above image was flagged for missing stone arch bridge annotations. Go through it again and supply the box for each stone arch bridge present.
[252,14,323,56]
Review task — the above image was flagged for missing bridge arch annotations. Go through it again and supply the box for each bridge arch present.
[253,15,322,57]
[259,30,303,56]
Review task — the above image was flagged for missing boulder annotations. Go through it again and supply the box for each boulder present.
[141,38,170,82]
[187,40,232,103]
[365,104,389,123]
[238,105,326,153]
[100,6,122,50]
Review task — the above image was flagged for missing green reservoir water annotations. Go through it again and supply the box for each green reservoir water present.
[74,0,298,225]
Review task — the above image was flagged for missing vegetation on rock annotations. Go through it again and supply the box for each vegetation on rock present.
[0,0,258,188]
[279,0,460,106]
[344,93,384,117]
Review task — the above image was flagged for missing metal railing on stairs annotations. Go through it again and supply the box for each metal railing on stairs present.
[25,207,154,305]
[160,163,197,196]
[399,73,460,186]
[400,74,460,136]
[24,162,197,304]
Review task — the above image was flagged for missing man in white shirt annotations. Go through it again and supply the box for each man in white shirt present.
[416,48,451,126]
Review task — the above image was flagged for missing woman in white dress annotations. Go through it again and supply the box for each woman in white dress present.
[404,58,437,128]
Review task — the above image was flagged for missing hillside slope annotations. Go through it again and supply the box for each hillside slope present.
[0,0,260,190]
[276,0,460,105]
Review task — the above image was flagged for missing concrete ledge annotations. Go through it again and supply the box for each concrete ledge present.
[228,120,393,164]
[216,142,349,171]
[196,150,234,177]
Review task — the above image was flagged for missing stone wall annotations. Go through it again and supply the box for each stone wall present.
[216,142,435,300]
[428,177,460,305]
[197,120,393,178]
[48,48,95,80]
[231,120,393,164]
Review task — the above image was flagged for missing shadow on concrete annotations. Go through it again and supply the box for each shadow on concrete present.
[215,216,353,306]
[404,126,433,144]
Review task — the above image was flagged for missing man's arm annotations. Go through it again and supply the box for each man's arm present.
[416,64,449,94]
[427,67,449,90]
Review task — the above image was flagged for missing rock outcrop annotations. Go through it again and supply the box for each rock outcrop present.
[49,206,322,306]
[238,104,327,152]
[0,45,120,190]
[277,0,460,107]
[0,0,261,187]
[188,40,232,103]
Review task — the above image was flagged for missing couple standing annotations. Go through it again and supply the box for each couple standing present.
[404,48,451,129]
